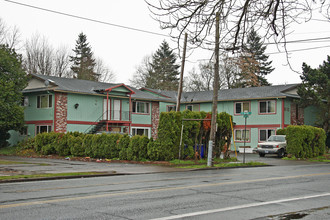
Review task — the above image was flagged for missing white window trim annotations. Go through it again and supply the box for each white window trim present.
[234,101,250,115]
[259,128,276,142]
[37,94,52,109]
[36,125,52,135]
[131,127,150,138]
[234,129,251,142]
[132,101,150,114]
[259,100,276,114]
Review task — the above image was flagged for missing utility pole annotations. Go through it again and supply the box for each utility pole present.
[207,12,220,167]
[176,33,188,112]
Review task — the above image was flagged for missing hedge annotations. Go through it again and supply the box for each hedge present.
[286,125,326,158]
[17,111,233,161]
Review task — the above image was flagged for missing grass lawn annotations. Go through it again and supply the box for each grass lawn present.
[282,153,330,162]
[176,161,267,169]
[0,146,18,156]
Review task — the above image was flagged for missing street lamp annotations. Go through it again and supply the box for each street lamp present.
[240,110,251,163]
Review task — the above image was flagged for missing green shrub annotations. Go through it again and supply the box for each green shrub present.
[276,128,287,135]
[41,144,56,155]
[69,136,84,156]
[127,135,140,161]
[138,136,150,160]
[147,140,163,161]
[54,133,71,156]
[118,134,130,160]
[35,132,60,153]
[83,134,94,157]
[286,125,326,158]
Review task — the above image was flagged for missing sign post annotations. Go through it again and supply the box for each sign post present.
[240,110,251,163]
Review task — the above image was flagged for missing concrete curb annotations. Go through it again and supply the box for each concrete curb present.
[0,165,272,184]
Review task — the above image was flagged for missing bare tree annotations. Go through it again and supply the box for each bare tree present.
[95,58,116,83]
[24,34,54,76]
[0,18,21,50]
[54,46,72,78]
[146,0,329,52]
[129,55,152,88]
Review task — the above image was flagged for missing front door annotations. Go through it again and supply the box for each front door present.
[113,100,121,120]
[103,99,110,120]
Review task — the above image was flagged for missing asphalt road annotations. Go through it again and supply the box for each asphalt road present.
[0,160,329,219]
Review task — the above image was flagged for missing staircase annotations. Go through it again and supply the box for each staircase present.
[86,121,106,134]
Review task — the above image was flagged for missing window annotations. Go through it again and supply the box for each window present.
[234,129,250,142]
[235,102,250,114]
[186,104,199,111]
[132,127,150,138]
[259,100,275,114]
[20,126,28,136]
[37,95,52,108]
[167,105,176,112]
[21,96,29,107]
[132,101,149,114]
[259,129,276,141]
[36,125,52,134]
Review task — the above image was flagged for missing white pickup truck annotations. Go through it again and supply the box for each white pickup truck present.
[256,135,287,158]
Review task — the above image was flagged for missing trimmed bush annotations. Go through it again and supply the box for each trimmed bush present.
[286,125,326,158]
[118,134,130,160]
[69,136,84,156]
[54,133,71,156]
[276,128,287,135]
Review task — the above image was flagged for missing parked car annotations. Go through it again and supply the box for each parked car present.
[256,135,287,158]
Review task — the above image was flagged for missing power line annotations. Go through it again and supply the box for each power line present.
[264,37,330,45]
[4,0,169,38]
[266,45,330,55]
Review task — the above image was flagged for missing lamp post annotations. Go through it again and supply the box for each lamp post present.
[241,110,251,163]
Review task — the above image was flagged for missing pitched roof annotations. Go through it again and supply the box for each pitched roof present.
[24,74,299,103]
[24,74,174,102]
[140,84,300,103]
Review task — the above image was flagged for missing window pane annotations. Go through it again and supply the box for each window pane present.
[243,102,249,111]
[260,130,266,141]
[187,105,193,111]
[145,103,149,113]
[48,95,52,108]
[260,102,266,113]
[40,95,48,108]
[235,103,241,114]
[137,128,145,136]
[39,125,48,133]
[243,130,250,141]
[235,130,242,140]
[37,96,40,108]
[268,101,275,113]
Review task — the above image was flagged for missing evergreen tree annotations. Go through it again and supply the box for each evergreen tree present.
[70,33,98,81]
[145,40,180,90]
[297,56,330,133]
[238,29,274,87]
[0,44,28,147]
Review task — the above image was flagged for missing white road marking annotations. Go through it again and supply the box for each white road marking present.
[150,192,330,220]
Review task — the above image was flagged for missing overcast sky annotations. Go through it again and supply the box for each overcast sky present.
[1,0,329,86]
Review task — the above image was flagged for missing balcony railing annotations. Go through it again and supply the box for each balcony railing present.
[102,110,131,121]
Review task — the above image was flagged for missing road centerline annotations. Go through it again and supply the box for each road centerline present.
[1,172,329,209]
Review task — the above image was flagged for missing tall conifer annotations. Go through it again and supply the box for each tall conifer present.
[70,33,98,81]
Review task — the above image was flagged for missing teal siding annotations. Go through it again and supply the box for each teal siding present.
[24,92,54,122]
[67,94,103,122]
